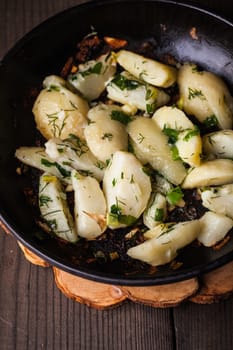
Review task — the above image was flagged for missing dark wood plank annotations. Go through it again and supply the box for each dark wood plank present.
[173,301,233,350]
[1,1,233,350]
[0,229,174,350]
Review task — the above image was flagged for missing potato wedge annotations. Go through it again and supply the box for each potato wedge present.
[200,184,233,219]
[68,53,116,101]
[45,135,105,181]
[143,192,167,229]
[33,75,89,140]
[198,211,233,247]
[152,106,202,167]
[127,220,200,266]
[152,105,194,130]
[106,71,169,113]
[84,104,128,162]
[15,146,72,185]
[127,117,187,185]
[182,159,233,189]
[71,170,107,239]
[176,129,202,167]
[103,151,151,229]
[178,63,233,129]
[39,173,77,242]
[116,50,177,88]
[202,130,233,160]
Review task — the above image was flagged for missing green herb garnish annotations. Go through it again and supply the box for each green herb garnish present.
[162,125,179,144]
[170,145,180,160]
[166,186,184,205]
[111,74,140,91]
[110,110,132,125]
[47,85,60,92]
[80,62,103,77]
[188,87,206,100]
[39,195,53,207]
[108,203,136,227]
[183,126,200,141]
[40,158,71,178]
[154,208,164,221]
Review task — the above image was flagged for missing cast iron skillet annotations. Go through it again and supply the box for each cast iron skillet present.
[0,0,233,286]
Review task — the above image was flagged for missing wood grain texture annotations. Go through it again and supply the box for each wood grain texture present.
[1,0,233,349]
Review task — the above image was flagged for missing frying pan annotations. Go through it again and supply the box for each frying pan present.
[0,0,233,286]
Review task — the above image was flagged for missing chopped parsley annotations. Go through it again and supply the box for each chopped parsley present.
[146,102,156,114]
[111,74,140,90]
[80,62,103,77]
[154,208,164,221]
[108,203,136,227]
[182,126,200,141]
[47,85,60,92]
[166,186,184,205]
[110,110,132,125]
[170,145,181,160]
[41,158,71,178]
[162,125,179,144]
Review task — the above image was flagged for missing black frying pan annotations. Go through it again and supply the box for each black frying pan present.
[0,0,233,286]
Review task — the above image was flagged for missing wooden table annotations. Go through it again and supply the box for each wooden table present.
[1,1,233,349]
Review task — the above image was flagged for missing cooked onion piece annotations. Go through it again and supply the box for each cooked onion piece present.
[68,53,116,101]
[200,184,233,219]
[127,117,187,185]
[178,63,233,129]
[45,135,105,182]
[127,220,200,266]
[33,75,89,140]
[103,151,151,229]
[106,71,169,113]
[143,192,167,229]
[39,173,77,242]
[116,50,177,88]
[153,106,202,167]
[84,104,128,162]
[182,159,233,188]
[71,170,107,239]
[202,130,233,160]
[15,146,72,184]
[198,211,233,247]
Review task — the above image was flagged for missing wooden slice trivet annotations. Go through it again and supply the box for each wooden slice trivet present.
[13,239,233,309]
[17,242,50,267]
[1,221,233,309]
